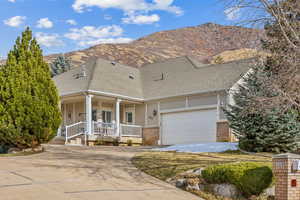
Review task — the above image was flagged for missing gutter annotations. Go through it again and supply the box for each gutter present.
[60,88,227,102]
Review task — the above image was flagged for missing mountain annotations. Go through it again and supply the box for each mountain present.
[14,23,266,68]
[211,48,268,64]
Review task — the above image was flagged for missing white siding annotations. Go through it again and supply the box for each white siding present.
[146,103,158,126]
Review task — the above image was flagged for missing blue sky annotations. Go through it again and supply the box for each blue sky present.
[0,0,240,57]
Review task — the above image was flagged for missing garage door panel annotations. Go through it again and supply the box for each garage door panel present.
[161,109,217,145]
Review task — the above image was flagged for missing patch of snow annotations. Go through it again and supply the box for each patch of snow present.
[154,143,238,153]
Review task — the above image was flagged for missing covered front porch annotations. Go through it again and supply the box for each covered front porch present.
[58,94,143,145]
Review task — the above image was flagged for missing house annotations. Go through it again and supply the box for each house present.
[53,56,251,145]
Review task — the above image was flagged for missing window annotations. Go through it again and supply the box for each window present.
[92,110,97,121]
[126,112,133,124]
[102,111,112,123]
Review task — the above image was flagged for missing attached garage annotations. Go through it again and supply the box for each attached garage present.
[161,108,217,145]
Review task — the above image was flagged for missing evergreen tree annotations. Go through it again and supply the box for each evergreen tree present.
[0,28,62,149]
[224,67,300,153]
[50,54,71,77]
[224,0,300,153]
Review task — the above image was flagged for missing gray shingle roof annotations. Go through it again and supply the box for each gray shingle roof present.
[53,59,96,96]
[140,56,252,99]
[53,56,252,100]
[53,58,143,99]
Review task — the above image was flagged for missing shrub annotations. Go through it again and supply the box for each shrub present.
[95,139,106,146]
[112,138,119,146]
[0,145,9,154]
[202,162,273,197]
[127,139,133,146]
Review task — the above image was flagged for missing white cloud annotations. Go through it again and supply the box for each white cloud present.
[224,7,241,21]
[78,37,133,46]
[8,0,16,3]
[122,14,160,24]
[65,25,123,40]
[36,18,53,29]
[66,19,77,25]
[72,0,183,15]
[153,0,182,15]
[65,25,133,46]
[4,16,26,27]
[35,32,64,47]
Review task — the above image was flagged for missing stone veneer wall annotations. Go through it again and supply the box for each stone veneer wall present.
[142,127,160,146]
[216,121,236,142]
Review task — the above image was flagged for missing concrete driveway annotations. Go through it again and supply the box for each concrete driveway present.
[0,145,200,200]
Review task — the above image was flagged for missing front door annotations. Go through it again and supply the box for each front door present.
[102,111,112,123]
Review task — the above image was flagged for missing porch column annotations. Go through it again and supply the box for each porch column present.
[217,94,221,121]
[116,99,122,137]
[63,103,67,125]
[57,100,62,137]
[72,103,76,123]
[85,94,93,135]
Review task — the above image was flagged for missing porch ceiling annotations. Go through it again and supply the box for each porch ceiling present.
[61,94,143,105]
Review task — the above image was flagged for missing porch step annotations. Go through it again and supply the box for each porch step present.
[69,138,83,145]
[48,136,65,145]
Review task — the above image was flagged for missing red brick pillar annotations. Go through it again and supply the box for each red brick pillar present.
[273,153,300,200]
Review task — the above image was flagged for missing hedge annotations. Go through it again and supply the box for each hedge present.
[202,162,273,197]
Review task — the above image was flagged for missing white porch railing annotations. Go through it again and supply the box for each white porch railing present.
[92,121,118,137]
[61,121,142,145]
[65,121,87,144]
[120,124,143,137]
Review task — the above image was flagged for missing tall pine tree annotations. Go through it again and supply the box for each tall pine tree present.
[0,28,62,149]
[50,54,71,77]
[224,67,300,153]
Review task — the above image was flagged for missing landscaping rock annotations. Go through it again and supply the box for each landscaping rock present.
[212,183,241,199]
[7,147,22,154]
[186,183,200,191]
[192,168,203,176]
[185,169,195,174]
[175,179,187,188]
[23,148,33,152]
[166,178,172,183]
[264,186,275,197]
[198,184,205,191]
[186,178,201,186]
[182,168,203,177]
[185,178,201,191]
[32,146,43,152]
[21,146,43,153]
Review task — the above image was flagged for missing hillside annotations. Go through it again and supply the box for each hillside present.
[45,23,265,68]
[211,48,268,64]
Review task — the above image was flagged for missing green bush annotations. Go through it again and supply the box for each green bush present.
[0,145,9,154]
[127,139,133,146]
[95,139,106,146]
[112,138,119,146]
[202,162,273,197]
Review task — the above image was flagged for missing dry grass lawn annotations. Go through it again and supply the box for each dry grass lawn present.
[0,151,42,157]
[132,150,273,181]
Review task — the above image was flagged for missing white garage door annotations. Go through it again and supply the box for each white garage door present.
[161,109,217,145]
